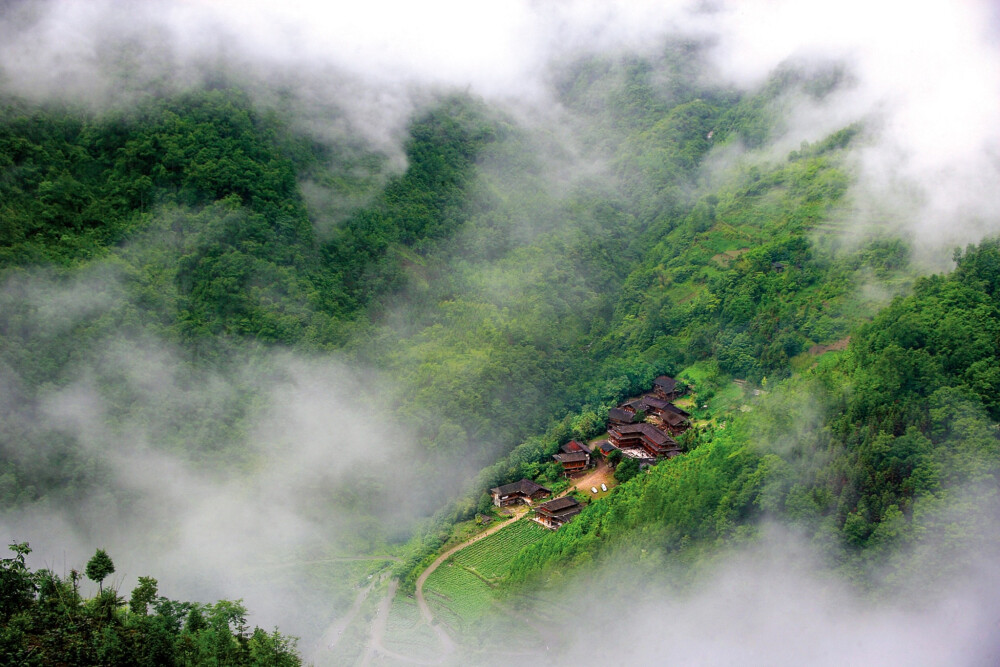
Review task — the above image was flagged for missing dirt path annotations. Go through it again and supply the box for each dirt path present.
[400,480,603,662]
[361,578,455,666]
[414,508,532,656]
[569,460,614,494]
[361,579,400,666]
[310,578,377,663]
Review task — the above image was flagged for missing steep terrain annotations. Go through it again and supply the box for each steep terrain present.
[0,37,997,665]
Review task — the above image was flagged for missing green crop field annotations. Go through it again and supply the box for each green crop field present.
[383,596,440,661]
[451,520,549,581]
[424,562,495,633]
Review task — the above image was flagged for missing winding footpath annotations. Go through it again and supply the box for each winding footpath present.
[413,508,529,657]
[361,473,611,663]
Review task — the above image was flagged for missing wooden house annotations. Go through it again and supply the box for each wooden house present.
[662,403,691,419]
[534,496,583,529]
[561,440,593,455]
[608,422,681,458]
[553,451,590,476]
[490,479,552,507]
[639,395,690,434]
[652,375,686,400]
[596,440,618,458]
[638,395,671,417]
[608,407,640,425]
[659,409,690,435]
[621,399,647,415]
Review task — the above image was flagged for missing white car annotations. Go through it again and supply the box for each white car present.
[591,486,598,494]
[601,483,608,492]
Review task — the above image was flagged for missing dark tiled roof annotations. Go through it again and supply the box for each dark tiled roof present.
[653,375,677,392]
[561,440,593,454]
[491,478,551,497]
[537,496,580,513]
[597,440,618,453]
[663,411,688,426]
[663,403,691,418]
[610,422,676,447]
[608,407,637,423]
[641,395,671,410]
[553,452,589,464]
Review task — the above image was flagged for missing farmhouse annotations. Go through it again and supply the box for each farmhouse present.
[608,422,681,459]
[659,409,690,435]
[638,394,672,417]
[608,407,640,425]
[595,440,618,457]
[560,440,592,455]
[534,496,583,530]
[662,402,691,418]
[652,375,686,400]
[490,479,551,507]
[553,451,590,476]
[621,399,647,414]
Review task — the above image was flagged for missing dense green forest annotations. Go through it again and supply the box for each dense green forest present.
[0,543,299,665]
[502,239,1000,589]
[1,34,997,664]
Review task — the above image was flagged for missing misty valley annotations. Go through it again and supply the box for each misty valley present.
[1,2,999,665]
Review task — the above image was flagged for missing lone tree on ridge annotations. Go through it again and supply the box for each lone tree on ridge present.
[85,548,115,594]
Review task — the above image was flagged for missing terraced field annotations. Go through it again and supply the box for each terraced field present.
[424,562,494,634]
[420,516,552,637]
[382,595,441,661]
[450,519,548,581]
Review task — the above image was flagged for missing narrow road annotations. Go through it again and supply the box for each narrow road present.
[569,460,613,494]
[360,579,397,666]
[362,578,451,666]
[308,578,377,665]
[414,508,530,657]
[404,482,598,661]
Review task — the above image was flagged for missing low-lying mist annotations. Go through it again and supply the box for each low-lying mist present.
[0,264,472,644]
[513,522,1000,666]
[2,1,1000,664]
[2,1,998,263]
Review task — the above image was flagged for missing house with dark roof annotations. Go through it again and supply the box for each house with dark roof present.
[662,402,691,418]
[659,410,690,435]
[534,496,583,529]
[652,375,686,400]
[553,451,590,476]
[638,395,691,434]
[490,479,552,507]
[639,394,672,416]
[608,422,681,458]
[560,440,592,455]
[596,440,619,457]
[622,399,647,414]
[608,407,640,426]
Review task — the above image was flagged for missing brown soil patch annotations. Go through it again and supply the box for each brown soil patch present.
[711,247,751,267]
[808,336,851,356]
[571,461,616,495]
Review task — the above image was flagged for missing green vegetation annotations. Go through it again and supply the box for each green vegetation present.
[3,40,993,662]
[423,563,494,633]
[0,543,299,666]
[450,520,548,582]
[383,596,439,660]
[497,240,1000,594]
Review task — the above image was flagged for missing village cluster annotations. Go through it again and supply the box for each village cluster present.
[489,375,691,530]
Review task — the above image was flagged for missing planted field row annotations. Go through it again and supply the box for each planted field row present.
[451,519,548,580]
[425,561,494,627]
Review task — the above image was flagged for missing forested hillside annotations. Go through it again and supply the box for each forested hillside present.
[1,15,998,664]
[503,239,1000,589]
[0,543,300,665]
